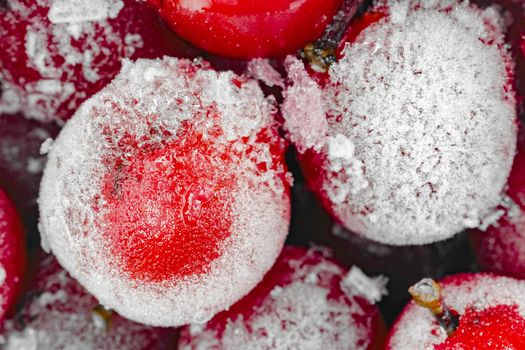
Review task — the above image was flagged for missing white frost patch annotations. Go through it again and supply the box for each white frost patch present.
[341,266,388,304]
[179,0,211,12]
[0,266,6,285]
[48,0,124,23]
[247,59,285,88]
[282,57,328,152]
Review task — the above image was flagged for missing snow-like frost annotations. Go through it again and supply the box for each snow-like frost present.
[284,0,517,245]
[38,57,291,326]
[1,255,175,350]
[179,248,379,350]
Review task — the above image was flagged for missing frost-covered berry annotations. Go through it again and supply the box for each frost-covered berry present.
[1,254,177,349]
[0,0,197,122]
[0,188,26,324]
[38,57,291,326]
[387,274,525,349]
[283,0,517,245]
[471,145,525,279]
[179,247,386,350]
[148,0,344,59]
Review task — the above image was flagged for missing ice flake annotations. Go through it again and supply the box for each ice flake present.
[247,59,284,88]
[341,266,388,304]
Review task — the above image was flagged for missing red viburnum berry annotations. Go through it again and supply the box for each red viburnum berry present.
[148,0,343,59]
[179,246,386,350]
[283,0,517,245]
[38,57,291,326]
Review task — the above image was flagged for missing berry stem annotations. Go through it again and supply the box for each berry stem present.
[301,0,362,72]
[408,278,459,336]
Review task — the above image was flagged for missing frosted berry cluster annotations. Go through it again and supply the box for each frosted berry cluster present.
[38,57,291,326]
[179,247,384,350]
[283,0,517,245]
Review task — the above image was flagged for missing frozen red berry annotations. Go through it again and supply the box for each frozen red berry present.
[0,188,26,324]
[179,246,386,350]
[148,0,344,59]
[387,274,525,349]
[283,0,517,245]
[38,57,291,326]
[1,254,176,349]
[471,143,525,279]
[0,0,199,122]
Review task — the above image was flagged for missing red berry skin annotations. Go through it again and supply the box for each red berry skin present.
[0,0,200,122]
[521,33,525,58]
[435,304,525,350]
[0,189,26,324]
[100,122,288,283]
[148,0,343,59]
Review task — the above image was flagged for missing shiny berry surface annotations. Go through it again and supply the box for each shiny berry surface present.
[148,0,343,59]
[435,305,525,350]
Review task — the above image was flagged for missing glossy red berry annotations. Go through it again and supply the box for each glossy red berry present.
[0,188,26,324]
[179,246,386,350]
[387,274,525,349]
[2,254,177,349]
[148,0,343,59]
[0,0,198,122]
[39,57,291,326]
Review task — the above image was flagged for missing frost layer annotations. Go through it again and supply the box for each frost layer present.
[179,247,382,350]
[38,57,291,326]
[1,255,176,350]
[284,0,517,245]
